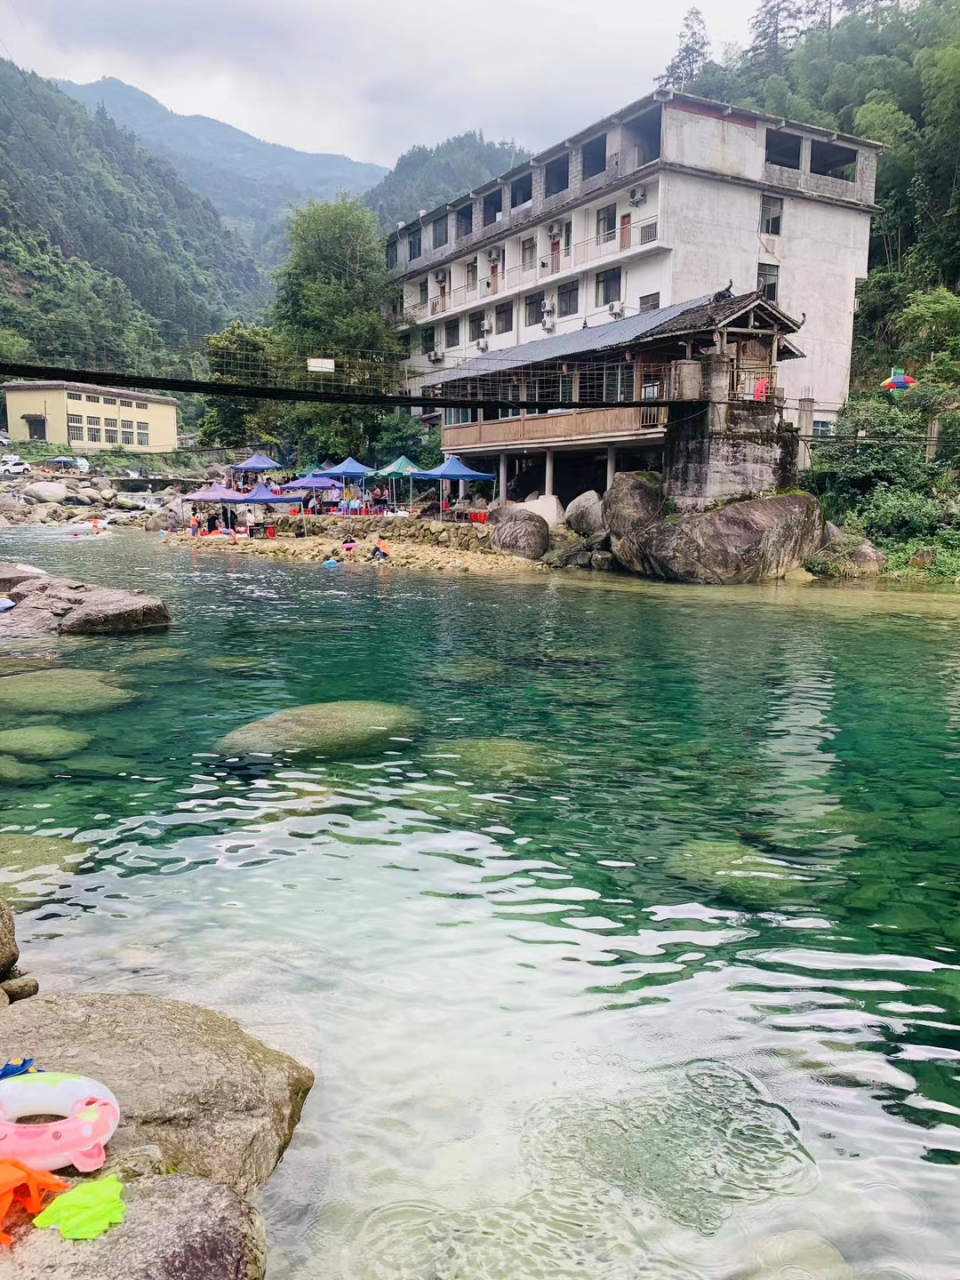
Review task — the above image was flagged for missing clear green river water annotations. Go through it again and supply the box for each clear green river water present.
[1,526,959,1279]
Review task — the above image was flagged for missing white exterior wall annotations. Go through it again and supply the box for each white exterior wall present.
[664,169,870,421]
[661,105,764,182]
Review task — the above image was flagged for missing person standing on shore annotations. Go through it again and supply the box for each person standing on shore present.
[167,509,178,534]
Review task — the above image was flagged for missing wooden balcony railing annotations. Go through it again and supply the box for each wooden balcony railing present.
[441,404,668,452]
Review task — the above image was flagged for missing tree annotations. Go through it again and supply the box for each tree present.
[658,9,711,88]
[748,0,804,76]
[198,321,284,448]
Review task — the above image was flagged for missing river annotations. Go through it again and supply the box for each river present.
[1,525,959,1279]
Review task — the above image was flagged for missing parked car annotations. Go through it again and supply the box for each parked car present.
[0,455,31,476]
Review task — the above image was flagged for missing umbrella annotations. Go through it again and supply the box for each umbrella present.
[229,452,279,472]
[881,374,916,390]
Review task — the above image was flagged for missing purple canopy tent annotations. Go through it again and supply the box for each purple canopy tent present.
[278,474,342,531]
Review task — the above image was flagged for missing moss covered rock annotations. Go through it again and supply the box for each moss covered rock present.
[663,840,803,908]
[0,832,83,873]
[427,737,549,781]
[0,726,92,759]
[57,754,136,777]
[0,756,47,784]
[0,668,137,715]
[216,701,420,758]
[431,657,505,683]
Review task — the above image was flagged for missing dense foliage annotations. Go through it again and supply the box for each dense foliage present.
[57,78,387,269]
[364,133,530,232]
[0,60,265,350]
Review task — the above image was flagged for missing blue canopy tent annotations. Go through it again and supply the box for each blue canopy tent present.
[313,457,375,514]
[411,455,497,521]
[278,474,342,529]
[217,480,285,533]
[229,453,279,473]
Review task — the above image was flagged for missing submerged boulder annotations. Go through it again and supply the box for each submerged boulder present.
[565,489,606,538]
[0,994,314,1197]
[490,509,550,560]
[0,726,91,759]
[737,1229,855,1280]
[664,840,803,908]
[216,700,420,758]
[0,832,85,875]
[0,668,136,715]
[0,757,47,784]
[428,737,550,781]
[612,493,824,585]
[116,647,190,669]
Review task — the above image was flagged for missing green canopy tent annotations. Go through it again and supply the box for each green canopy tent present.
[372,455,422,508]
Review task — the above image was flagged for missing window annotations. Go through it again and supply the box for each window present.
[398,332,411,359]
[68,424,83,442]
[765,130,801,169]
[758,262,779,301]
[810,139,857,181]
[595,267,621,306]
[604,364,634,403]
[582,134,607,179]
[105,428,118,444]
[85,394,100,403]
[87,427,101,443]
[511,173,532,208]
[26,418,45,441]
[482,190,502,226]
[558,280,579,317]
[407,227,421,260]
[121,429,134,445]
[761,194,783,236]
[469,311,485,342]
[544,154,569,197]
[433,216,448,249]
[67,414,82,425]
[120,398,133,407]
[137,431,149,447]
[86,416,100,426]
[102,396,116,405]
[596,204,617,243]
[136,401,148,410]
[67,391,82,401]
[417,280,429,307]
[637,291,660,313]
[812,419,835,438]
[444,406,476,425]
[521,237,536,270]
[456,205,473,238]
[444,318,460,347]
[560,373,575,404]
[420,326,435,354]
[385,240,398,269]
[466,259,478,287]
[137,421,149,431]
[104,416,117,428]
[525,292,544,327]
[499,382,521,420]
[495,302,513,334]
[564,221,572,254]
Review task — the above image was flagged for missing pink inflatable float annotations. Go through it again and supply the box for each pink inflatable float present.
[0,1072,120,1172]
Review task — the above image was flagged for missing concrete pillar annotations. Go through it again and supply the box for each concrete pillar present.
[544,449,555,497]
[797,396,814,438]
[499,452,508,503]
[458,479,467,499]
[606,446,616,491]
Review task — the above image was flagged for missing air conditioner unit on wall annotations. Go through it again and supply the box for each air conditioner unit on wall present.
[486,247,502,263]
[546,222,562,239]
[481,319,494,335]
[629,187,647,207]
[427,348,444,364]
[434,269,447,283]
[609,301,625,318]
[477,338,489,352]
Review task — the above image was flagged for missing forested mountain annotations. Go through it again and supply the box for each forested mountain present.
[0,60,265,358]
[58,78,387,266]
[364,133,530,232]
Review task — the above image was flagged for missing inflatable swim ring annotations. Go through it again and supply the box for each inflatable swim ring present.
[0,1072,119,1172]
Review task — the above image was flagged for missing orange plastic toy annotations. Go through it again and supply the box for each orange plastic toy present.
[0,1160,67,1245]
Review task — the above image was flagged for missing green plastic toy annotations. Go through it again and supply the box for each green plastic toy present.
[32,1175,125,1240]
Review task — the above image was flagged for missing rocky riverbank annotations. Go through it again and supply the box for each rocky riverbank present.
[0,906,313,1278]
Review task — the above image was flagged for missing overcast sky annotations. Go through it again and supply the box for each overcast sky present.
[4,0,757,167]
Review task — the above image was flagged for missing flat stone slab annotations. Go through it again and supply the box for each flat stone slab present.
[0,575,170,637]
[0,1174,266,1280]
[0,994,314,1196]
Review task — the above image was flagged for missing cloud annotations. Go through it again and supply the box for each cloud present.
[4,0,756,166]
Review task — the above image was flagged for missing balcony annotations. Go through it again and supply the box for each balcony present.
[404,215,661,322]
[441,404,669,453]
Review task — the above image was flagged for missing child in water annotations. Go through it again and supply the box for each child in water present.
[341,536,357,560]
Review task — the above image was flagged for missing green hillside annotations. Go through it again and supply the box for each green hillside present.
[364,132,530,232]
[58,77,387,264]
[0,59,265,352]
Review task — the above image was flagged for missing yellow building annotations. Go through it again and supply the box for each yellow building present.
[3,381,179,454]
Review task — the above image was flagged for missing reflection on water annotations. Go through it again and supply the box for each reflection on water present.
[1,527,960,1278]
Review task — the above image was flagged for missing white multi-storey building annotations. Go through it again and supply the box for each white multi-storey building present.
[387,89,879,442]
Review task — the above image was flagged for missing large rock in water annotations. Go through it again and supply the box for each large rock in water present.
[565,490,606,537]
[22,481,68,505]
[216,699,420,758]
[0,1174,266,1280]
[0,994,314,1196]
[609,492,824,585]
[0,561,46,593]
[0,575,170,637]
[490,509,550,560]
[0,898,17,976]
[601,471,662,558]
